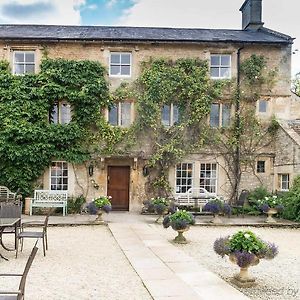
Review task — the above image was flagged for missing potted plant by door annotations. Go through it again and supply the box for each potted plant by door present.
[213,230,278,287]
[257,195,284,223]
[163,210,195,244]
[87,196,112,224]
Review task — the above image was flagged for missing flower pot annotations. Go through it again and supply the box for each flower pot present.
[265,208,278,223]
[95,209,105,224]
[155,209,168,224]
[172,226,190,244]
[229,254,259,288]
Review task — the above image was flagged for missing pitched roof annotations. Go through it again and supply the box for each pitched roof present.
[0,24,293,44]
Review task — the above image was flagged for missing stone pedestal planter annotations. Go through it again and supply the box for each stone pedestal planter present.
[173,226,189,244]
[265,208,278,223]
[95,209,105,224]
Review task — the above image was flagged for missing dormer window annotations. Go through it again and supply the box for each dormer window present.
[13,51,35,75]
[210,54,231,79]
[49,101,72,124]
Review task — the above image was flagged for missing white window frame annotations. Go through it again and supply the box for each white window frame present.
[279,174,290,191]
[210,103,231,128]
[50,161,68,191]
[109,52,132,78]
[13,50,35,75]
[161,103,179,127]
[175,163,194,194]
[210,54,231,79]
[200,163,217,194]
[108,102,133,127]
[49,101,72,125]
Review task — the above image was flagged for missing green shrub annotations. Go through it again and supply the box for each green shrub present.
[67,195,86,214]
[281,176,300,222]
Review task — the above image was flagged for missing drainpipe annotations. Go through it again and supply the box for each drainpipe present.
[234,46,244,203]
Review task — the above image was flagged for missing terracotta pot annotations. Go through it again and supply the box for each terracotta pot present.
[265,208,278,223]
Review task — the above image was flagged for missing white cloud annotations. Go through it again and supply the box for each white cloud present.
[116,0,300,75]
[0,0,86,25]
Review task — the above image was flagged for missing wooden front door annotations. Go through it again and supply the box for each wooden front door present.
[107,166,130,211]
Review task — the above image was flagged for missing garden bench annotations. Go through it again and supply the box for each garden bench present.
[29,190,68,216]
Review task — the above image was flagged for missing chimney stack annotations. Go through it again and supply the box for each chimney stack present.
[240,0,264,30]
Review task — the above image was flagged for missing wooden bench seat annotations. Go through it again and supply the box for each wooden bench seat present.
[29,190,68,216]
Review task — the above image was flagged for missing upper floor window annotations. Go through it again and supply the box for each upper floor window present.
[109,52,131,77]
[13,51,35,75]
[175,163,193,193]
[49,101,72,125]
[161,103,179,127]
[210,54,231,79]
[200,163,217,193]
[109,102,133,127]
[50,161,68,190]
[279,174,290,191]
[258,99,268,113]
[257,161,265,173]
[210,103,231,128]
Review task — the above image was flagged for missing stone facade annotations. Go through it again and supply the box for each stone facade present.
[0,23,299,211]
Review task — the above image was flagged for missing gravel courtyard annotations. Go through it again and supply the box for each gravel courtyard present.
[157,224,300,300]
[0,226,152,300]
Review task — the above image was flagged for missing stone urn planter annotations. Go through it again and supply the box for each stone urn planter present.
[150,197,170,224]
[203,199,231,223]
[163,210,195,244]
[214,230,278,288]
[265,208,278,223]
[87,196,112,224]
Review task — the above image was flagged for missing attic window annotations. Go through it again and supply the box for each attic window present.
[210,54,231,79]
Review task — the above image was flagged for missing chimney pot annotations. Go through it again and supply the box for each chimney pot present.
[240,0,264,30]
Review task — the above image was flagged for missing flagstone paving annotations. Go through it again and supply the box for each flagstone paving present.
[108,222,250,300]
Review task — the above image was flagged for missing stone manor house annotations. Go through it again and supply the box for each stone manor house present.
[0,0,299,211]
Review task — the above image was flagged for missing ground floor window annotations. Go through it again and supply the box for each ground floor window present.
[175,163,193,193]
[50,161,68,190]
[200,163,217,193]
[279,174,289,191]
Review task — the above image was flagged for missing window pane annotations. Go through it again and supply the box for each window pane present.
[162,104,171,126]
[25,64,35,74]
[50,103,59,124]
[110,65,120,76]
[61,103,71,124]
[121,102,131,126]
[121,65,130,75]
[175,163,193,194]
[211,56,220,66]
[25,52,35,63]
[220,67,230,78]
[222,104,231,127]
[259,100,267,113]
[210,104,220,127]
[109,104,118,125]
[210,67,219,77]
[14,53,24,63]
[257,161,265,173]
[14,64,24,75]
[121,53,131,65]
[221,55,230,66]
[173,105,179,124]
[111,54,120,64]
[50,161,68,190]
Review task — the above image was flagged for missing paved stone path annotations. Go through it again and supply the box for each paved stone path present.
[109,222,250,300]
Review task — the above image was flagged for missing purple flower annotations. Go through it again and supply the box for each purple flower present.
[234,251,256,268]
[163,215,171,228]
[223,204,231,216]
[275,204,284,212]
[154,203,168,215]
[260,203,270,212]
[87,202,97,215]
[102,204,112,213]
[171,219,188,230]
[203,202,221,214]
[264,242,279,259]
[213,237,230,257]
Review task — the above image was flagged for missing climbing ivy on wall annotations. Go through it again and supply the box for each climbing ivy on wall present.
[0,53,279,200]
[0,58,110,195]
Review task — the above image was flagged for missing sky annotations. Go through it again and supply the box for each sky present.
[0,0,299,76]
